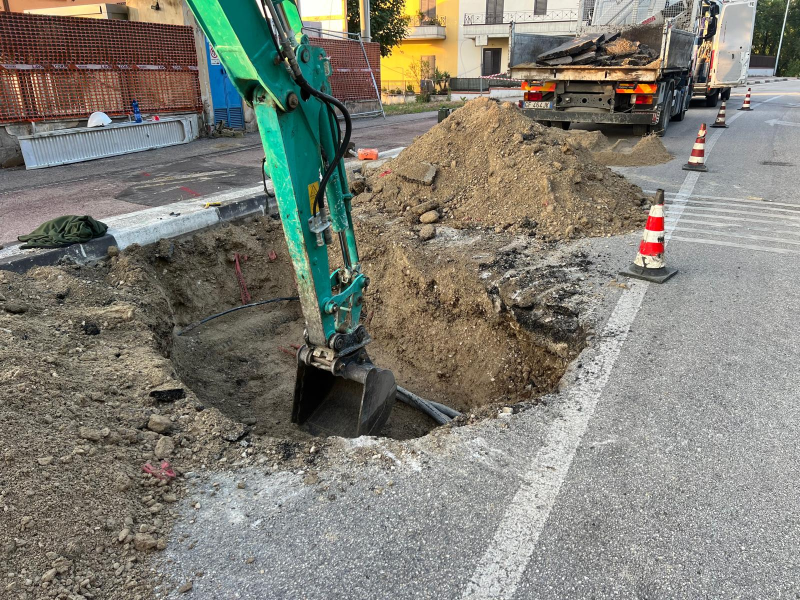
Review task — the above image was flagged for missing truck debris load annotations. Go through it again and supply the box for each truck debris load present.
[535,31,659,67]
[357,98,647,240]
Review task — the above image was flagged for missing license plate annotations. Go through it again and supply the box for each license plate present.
[524,101,553,109]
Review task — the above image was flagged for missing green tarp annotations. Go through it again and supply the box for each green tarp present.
[18,215,108,250]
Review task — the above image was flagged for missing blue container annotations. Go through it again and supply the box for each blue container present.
[132,100,142,123]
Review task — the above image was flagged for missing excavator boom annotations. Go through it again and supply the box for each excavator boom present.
[185,0,395,437]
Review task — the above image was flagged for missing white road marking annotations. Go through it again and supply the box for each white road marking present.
[673,226,800,246]
[462,89,786,599]
[649,190,800,210]
[765,118,800,127]
[670,209,800,228]
[665,202,800,222]
[667,198,800,216]
[670,236,800,255]
[462,281,649,600]
[667,217,800,238]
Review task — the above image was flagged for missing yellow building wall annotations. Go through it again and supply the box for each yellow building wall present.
[380,0,458,91]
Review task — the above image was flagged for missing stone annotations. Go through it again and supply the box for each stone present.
[41,568,57,584]
[397,161,437,186]
[419,210,439,224]
[411,199,439,216]
[78,427,102,442]
[147,414,172,434]
[118,529,130,543]
[133,533,157,552]
[154,436,174,459]
[3,303,27,315]
[419,225,436,241]
[36,456,53,466]
[178,581,193,593]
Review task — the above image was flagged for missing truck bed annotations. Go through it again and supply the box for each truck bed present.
[509,24,694,82]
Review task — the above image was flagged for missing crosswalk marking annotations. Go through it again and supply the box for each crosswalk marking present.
[670,236,800,255]
[674,226,800,247]
[666,217,800,238]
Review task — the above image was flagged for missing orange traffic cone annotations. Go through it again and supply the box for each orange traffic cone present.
[682,123,708,172]
[619,189,677,284]
[711,101,728,128]
[739,88,752,111]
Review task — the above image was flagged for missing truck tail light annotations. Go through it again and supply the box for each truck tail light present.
[633,94,654,105]
[524,91,543,101]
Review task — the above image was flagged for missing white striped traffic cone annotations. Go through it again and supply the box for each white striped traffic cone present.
[619,189,677,284]
[739,88,752,111]
[682,123,708,172]
[711,100,728,128]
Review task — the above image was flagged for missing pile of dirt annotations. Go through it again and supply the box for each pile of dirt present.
[592,134,673,167]
[356,98,647,241]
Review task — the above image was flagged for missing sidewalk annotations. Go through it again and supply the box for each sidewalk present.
[0,111,437,247]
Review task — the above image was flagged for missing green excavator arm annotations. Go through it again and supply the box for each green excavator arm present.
[185,0,395,437]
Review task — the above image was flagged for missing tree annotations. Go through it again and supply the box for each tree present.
[752,0,800,76]
[347,0,409,57]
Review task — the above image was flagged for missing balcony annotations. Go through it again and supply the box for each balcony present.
[462,10,578,38]
[406,15,447,40]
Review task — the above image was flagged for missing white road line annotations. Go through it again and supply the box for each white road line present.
[664,203,800,222]
[667,217,800,238]
[651,190,800,210]
[670,235,800,255]
[462,89,786,600]
[462,281,649,600]
[670,210,800,229]
[674,226,800,246]
[668,197,800,216]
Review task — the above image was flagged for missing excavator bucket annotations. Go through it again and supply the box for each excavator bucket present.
[292,350,396,438]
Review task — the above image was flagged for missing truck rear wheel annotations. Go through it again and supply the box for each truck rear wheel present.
[721,87,731,101]
[653,82,673,136]
[632,124,649,137]
[705,90,720,107]
[559,122,570,130]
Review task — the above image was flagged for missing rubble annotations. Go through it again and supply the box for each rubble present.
[536,30,659,67]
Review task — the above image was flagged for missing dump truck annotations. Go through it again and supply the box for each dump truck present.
[509,0,706,135]
[692,0,758,106]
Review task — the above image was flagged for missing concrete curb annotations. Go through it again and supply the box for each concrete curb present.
[0,146,405,273]
[747,78,790,85]
[0,185,271,273]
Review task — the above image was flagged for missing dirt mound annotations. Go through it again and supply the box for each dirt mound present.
[356,98,646,241]
[592,133,673,167]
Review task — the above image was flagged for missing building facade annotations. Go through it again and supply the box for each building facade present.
[382,0,579,85]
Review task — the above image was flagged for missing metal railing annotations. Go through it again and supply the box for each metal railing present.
[408,14,446,27]
[450,76,521,92]
[463,9,577,25]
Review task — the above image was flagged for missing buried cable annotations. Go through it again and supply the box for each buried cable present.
[177,296,299,336]
[396,387,452,426]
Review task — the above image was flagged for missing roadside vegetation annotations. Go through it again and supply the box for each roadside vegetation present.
[382,100,466,116]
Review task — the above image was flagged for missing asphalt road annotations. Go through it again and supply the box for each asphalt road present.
[0,111,436,246]
[151,80,800,599]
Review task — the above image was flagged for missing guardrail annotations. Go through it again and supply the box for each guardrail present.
[408,14,446,27]
[463,10,577,25]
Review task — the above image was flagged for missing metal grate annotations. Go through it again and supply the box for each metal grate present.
[0,12,202,124]
[309,37,381,103]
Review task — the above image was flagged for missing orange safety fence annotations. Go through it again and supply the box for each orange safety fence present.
[0,12,201,124]
[310,37,381,103]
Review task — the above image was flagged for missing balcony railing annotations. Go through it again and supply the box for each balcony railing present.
[463,9,577,25]
[408,14,447,27]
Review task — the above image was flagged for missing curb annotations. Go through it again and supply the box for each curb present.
[0,186,272,273]
[0,146,405,273]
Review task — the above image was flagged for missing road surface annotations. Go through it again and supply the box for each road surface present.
[149,80,800,599]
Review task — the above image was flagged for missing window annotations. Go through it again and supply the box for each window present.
[534,0,547,16]
[482,48,501,76]
[420,55,436,80]
[420,0,436,21]
[485,0,504,24]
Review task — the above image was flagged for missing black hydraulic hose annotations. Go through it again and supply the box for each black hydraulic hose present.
[177,297,299,336]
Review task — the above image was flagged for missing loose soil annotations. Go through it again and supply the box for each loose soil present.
[357,98,648,241]
[592,133,673,167]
